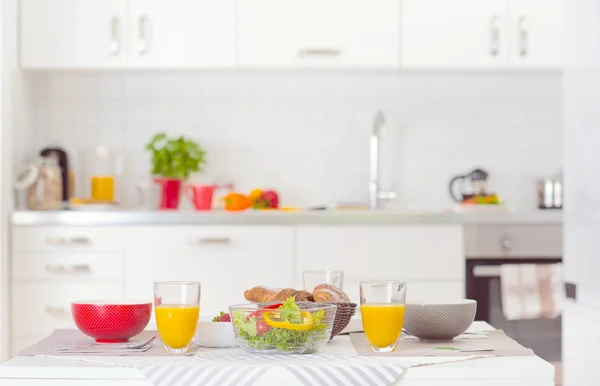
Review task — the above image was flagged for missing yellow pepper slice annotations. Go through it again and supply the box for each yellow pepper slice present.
[263,311,313,331]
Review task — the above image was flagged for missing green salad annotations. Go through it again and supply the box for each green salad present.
[233,297,329,352]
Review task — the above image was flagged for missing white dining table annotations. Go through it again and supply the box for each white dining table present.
[0,322,555,386]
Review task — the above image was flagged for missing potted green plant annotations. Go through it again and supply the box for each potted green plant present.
[146,133,206,210]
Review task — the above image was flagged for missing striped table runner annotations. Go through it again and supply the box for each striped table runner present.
[132,338,409,386]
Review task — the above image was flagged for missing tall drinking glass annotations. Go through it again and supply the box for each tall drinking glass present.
[359,281,407,352]
[153,281,201,353]
[303,270,344,291]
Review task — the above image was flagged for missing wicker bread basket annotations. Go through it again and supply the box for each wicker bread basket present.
[326,302,357,339]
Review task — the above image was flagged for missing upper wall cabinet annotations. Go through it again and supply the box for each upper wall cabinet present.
[237,0,400,68]
[401,0,508,68]
[21,0,129,69]
[20,0,235,69]
[507,0,563,68]
[401,0,563,69]
[127,0,235,68]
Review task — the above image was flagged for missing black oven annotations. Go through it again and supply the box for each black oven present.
[466,258,575,363]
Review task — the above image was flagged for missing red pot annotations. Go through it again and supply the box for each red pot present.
[71,300,152,343]
[154,178,182,210]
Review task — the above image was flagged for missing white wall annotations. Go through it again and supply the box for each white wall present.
[25,71,562,210]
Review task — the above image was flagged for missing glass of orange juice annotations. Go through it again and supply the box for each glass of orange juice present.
[153,281,201,353]
[360,281,407,352]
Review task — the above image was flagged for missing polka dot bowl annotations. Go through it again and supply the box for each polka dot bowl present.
[72,299,152,343]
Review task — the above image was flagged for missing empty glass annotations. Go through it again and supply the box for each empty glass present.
[303,270,344,291]
[153,281,201,353]
[359,281,407,353]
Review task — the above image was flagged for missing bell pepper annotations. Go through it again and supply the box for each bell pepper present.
[263,311,313,331]
[224,193,251,211]
[246,303,282,321]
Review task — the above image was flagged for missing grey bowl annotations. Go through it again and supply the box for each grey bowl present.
[403,299,477,341]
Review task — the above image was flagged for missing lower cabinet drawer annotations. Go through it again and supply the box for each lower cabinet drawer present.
[12,283,123,335]
[12,252,124,281]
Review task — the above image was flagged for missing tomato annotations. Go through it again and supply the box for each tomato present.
[256,320,271,336]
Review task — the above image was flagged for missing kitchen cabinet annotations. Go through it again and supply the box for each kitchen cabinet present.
[507,0,563,68]
[20,0,235,69]
[21,0,128,69]
[124,226,295,319]
[400,0,563,68]
[295,225,465,303]
[401,0,508,68]
[237,0,399,68]
[127,0,235,68]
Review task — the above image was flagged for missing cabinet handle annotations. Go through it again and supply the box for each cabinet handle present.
[45,237,91,246]
[198,237,231,245]
[490,16,501,56]
[298,49,341,57]
[45,306,68,316]
[109,16,120,55]
[46,264,91,274]
[500,236,514,252]
[137,15,150,55]
[518,15,529,56]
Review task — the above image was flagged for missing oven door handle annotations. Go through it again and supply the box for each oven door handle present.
[472,265,501,278]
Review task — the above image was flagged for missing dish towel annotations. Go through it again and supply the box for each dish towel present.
[500,263,565,321]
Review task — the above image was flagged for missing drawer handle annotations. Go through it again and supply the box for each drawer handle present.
[198,237,231,245]
[298,48,341,57]
[45,237,91,246]
[45,264,92,274]
[45,306,69,316]
[500,236,514,251]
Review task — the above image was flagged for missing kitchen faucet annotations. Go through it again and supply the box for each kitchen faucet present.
[369,110,397,209]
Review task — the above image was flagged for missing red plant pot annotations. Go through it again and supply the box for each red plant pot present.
[72,300,152,343]
[154,178,182,210]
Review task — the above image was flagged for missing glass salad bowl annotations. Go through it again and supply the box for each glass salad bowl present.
[229,300,337,354]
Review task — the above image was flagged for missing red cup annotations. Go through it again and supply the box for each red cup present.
[71,300,152,343]
[185,184,215,211]
[154,178,182,210]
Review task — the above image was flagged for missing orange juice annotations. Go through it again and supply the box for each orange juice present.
[360,304,406,348]
[155,304,200,349]
[91,176,115,202]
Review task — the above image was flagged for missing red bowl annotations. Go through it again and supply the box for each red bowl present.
[72,299,152,343]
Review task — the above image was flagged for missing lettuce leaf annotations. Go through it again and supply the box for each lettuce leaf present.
[278,297,302,323]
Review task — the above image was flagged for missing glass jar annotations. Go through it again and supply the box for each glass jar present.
[27,156,63,210]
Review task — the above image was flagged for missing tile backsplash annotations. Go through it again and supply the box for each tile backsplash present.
[27,71,562,210]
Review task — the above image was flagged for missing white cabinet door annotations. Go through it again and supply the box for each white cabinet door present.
[296,225,464,304]
[238,0,399,68]
[125,226,295,320]
[507,0,563,68]
[401,0,508,68]
[128,0,235,68]
[21,0,128,69]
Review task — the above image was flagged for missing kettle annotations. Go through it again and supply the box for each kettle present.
[449,168,489,202]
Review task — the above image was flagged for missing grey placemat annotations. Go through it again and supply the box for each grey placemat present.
[18,329,195,357]
[351,330,535,357]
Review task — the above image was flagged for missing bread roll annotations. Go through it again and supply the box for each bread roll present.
[313,284,350,303]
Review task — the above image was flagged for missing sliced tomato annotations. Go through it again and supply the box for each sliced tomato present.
[256,320,271,336]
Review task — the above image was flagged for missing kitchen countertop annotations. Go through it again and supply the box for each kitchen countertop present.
[11,209,562,226]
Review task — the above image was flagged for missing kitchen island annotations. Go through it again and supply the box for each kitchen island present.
[0,322,555,386]
[8,210,563,357]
